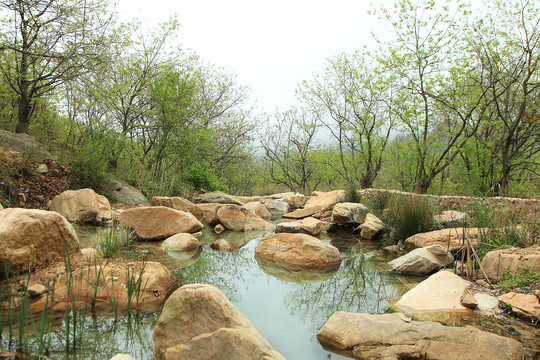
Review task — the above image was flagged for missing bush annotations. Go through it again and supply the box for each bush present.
[384,194,434,243]
[344,185,361,203]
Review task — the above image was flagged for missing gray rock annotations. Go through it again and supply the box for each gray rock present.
[433,210,469,227]
[264,199,290,219]
[110,179,150,206]
[360,213,385,239]
[0,129,53,161]
[331,202,369,224]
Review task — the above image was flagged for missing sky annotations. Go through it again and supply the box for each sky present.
[117,0,395,114]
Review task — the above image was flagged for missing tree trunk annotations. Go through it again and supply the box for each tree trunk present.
[15,95,31,133]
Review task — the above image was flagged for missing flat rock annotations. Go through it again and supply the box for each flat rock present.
[283,206,321,219]
[254,233,342,271]
[118,206,203,240]
[389,244,454,275]
[394,271,471,313]
[0,208,79,275]
[152,196,204,220]
[331,202,369,224]
[153,284,285,360]
[404,228,483,252]
[275,217,329,236]
[499,292,540,321]
[316,312,524,360]
[48,188,111,224]
[480,245,540,282]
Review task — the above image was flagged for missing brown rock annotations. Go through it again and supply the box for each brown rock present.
[192,191,243,205]
[331,202,369,224]
[254,233,342,271]
[480,245,540,282]
[212,204,275,232]
[244,202,272,221]
[27,283,48,298]
[275,217,330,236]
[404,228,483,252]
[282,194,307,209]
[152,196,204,220]
[388,245,454,275]
[317,312,524,360]
[0,208,79,275]
[394,271,471,313]
[214,224,226,234]
[153,284,285,360]
[162,233,200,252]
[461,293,478,309]
[44,261,175,312]
[499,292,540,321]
[305,190,345,211]
[197,203,221,218]
[360,213,385,239]
[118,206,203,240]
[48,188,112,224]
[283,206,322,219]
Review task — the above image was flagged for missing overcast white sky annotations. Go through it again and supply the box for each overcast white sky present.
[117,0,395,114]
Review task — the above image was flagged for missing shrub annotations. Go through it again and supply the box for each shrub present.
[384,194,434,243]
[344,185,361,203]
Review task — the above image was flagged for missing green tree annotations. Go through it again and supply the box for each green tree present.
[297,51,396,189]
[0,0,114,133]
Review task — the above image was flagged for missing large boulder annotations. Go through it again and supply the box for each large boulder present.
[264,200,290,219]
[162,233,200,252]
[316,312,524,360]
[109,179,150,206]
[208,204,275,232]
[48,188,111,224]
[244,202,272,221]
[331,202,369,224]
[254,233,342,271]
[305,190,345,211]
[153,284,285,360]
[0,129,53,161]
[118,206,203,240]
[394,270,471,313]
[389,244,454,275]
[480,245,540,282]
[152,196,204,220]
[404,228,483,252]
[360,213,385,239]
[192,191,243,205]
[0,208,79,275]
[275,217,329,236]
[498,292,540,321]
[32,260,175,313]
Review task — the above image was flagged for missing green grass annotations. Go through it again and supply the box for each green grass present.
[98,226,132,259]
[344,185,361,203]
[496,265,540,292]
[383,193,434,243]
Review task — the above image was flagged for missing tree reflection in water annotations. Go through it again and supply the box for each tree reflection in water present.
[284,243,404,333]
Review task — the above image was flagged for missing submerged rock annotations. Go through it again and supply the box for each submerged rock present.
[317,312,524,360]
[394,270,471,313]
[118,206,203,240]
[153,284,285,360]
[162,233,200,252]
[258,261,338,284]
[388,244,454,275]
[48,188,111,224]
[254,233,342,271]
[0,208,79,275]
